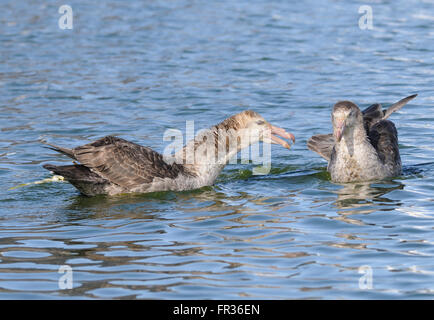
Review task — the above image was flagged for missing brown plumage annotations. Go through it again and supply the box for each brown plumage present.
[307,94,417,182]
[43,110,295,196]
[44,136,191,196]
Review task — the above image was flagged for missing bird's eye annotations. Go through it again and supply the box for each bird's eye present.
[256,120,265,125]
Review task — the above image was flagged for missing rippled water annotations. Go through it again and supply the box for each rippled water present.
[1,0,434,299]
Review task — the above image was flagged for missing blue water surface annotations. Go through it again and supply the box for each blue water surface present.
[0,0,433,299]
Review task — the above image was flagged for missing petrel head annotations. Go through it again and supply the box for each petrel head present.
[218,110,295,150]
[331,101,363,142]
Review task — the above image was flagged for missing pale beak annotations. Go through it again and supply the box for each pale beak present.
[269,125,295,150]
[334,120,345,142]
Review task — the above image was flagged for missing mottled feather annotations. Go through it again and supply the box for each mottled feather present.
[72,136,190,189]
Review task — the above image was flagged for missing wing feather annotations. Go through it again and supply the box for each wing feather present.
[368,120,401,169]
[362,94,417,134]
[362,103,383,134]
[72,136,188,189]
[307,134,334,161]
[382,94,417,120]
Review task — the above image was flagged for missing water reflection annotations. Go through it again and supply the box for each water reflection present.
[333,180,403,210]
[330,180,404,226]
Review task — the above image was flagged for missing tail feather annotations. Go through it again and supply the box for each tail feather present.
[43,164,109,196]
[43,164,106,183]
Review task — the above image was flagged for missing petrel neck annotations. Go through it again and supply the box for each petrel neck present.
[335,121,369,157]
[175,124,253,178]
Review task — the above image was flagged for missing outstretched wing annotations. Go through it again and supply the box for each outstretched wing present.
[382,94,417,120]
[362,94,417,135]
[307,133,334,161]
[364,95,416,169]
[71,136,188,189]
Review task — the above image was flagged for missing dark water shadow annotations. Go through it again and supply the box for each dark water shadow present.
[55,184,256,224]
[401,162,434,178]
[59,186,212,215]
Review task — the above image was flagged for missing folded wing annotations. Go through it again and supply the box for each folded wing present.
[363,94,416,169]
[49,136,189,189]
[368,120,401,169]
